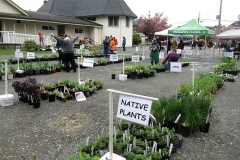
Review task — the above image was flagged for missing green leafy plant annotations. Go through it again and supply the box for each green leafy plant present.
[22,39,37,51]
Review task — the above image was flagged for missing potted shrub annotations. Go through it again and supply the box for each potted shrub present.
[22,39,37,51]
[9,66,16,78]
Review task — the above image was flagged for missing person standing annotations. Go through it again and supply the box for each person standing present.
[113,37,118,51]
[39,31,44,47]
[156,36,162,52]
[52,34,79,73]
[122,36,126,51]
[55,34,64,63]
[177,40,184,58]
[149,38,160,65]
[171,40,177,51]
[167,39,172,53]
[109,38,115,54]
[162,51,179,72]
[103,36,110,58]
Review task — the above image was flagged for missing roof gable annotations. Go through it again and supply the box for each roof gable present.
[37,0,137,18]
[0,0,29,16]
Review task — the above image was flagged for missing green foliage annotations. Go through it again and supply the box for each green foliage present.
[132,33,142,44]
[22,39,37,50]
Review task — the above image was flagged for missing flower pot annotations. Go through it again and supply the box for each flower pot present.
[48,94,56,102]
[180,126,191,137]
[200,122,210,133]
[32,100,41,108]
[22,96,28,103]
[16,72,25,78]
[40,70,47,74]
[7,74,13,80]
[18,93,23,101]
[111,74,115,79]
[26,70,33,76]
[33,69,41,75]
[143,73,149,78]
[83,91,89,97]
[67,95,73,100]
[56,68,61,72]
[58,85,65,92]
[150,71,155,77]
[41,92,48,100]
[162,155,171,160]
[27,98,32,105]
[130,71,137,79]
[1,75,5,80]
[138,73,143,79]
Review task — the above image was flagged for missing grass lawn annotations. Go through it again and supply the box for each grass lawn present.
[0,49,52,56]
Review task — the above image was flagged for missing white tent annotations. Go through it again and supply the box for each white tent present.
[155,25,181,36]
[217,28,240,39]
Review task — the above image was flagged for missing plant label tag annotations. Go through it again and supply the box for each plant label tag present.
[76,49,81,53]
[110,55,118,61]
[27,52,35,59]
[186,50,192,55]
[83,58,94,67]
[16,46,20,52]
[174,114,181,123]
[81,44,85,49]
[85,49,89,55]
[132,55,140,62]
[177,49,182,54]
[170,62,182,72]
[15,51,23,58]
[75,92,86,101]
[135,46,138,51]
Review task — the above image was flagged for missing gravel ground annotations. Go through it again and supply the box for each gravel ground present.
[0,47,239,160]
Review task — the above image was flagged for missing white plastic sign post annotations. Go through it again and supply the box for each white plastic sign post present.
[76,49,81,53]
[110,55,118,61]
[27,52,35,59]
[135,46,138,51]
[186,50,192,55]
[15,51,23,58]
[83,58,94,67]
[170,62,182,72]
[159,52,164,59]
[132,55,140,62]
[85,49,90,55]
[16,46,20,52]
[117,94,153,126]
[75,92,86,101]
[177,49,182,54]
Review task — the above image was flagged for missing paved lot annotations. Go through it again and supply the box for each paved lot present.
[0,47,239,160]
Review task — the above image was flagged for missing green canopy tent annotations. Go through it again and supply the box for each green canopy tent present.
[168,19,215,58]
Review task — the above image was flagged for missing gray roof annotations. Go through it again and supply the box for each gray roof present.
[0,11,102,27]
[37,0,137,18]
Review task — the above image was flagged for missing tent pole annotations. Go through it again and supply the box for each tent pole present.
[166,35,169,55]
[204,35,206,59]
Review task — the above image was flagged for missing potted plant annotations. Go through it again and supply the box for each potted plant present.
[124,151,135,160]
[22,39,37,51]
[147,151,162,160]
[118,119,129,130]
[9,66,16,78]
[48,91,56,102]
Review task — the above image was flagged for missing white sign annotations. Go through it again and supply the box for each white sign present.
[81,44,85,49]
[223,52,233,58]
[85,49,90,55]
[117,94,152,126]
[110,54,118,61]
[132,55,140,62]
[76,49,81,53]
[100,152,126,160]
[159,51,164,59]
[27,52,35,59]
[16,46,20,52]
[135,46,138,51]
[177,49,182,54]
[75,92,86,101]
[15,51,23,58]
[186,50,192,55]
[83,58,94,67]
[170,62,182,72]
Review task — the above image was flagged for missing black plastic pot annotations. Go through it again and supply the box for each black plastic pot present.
[200,122,210,133]
[48,94,56,102]
[111,74,115,79]
[32,100,41,108]
[180,126,191,137]
[130,71,137,79]
[41,93,48,100]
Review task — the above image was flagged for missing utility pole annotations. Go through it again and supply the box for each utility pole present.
[217,0,223,35]
[198,12,201,23]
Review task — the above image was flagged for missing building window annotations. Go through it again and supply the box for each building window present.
[42,26,55,30]
[126,17,129,27]
[108,17,119,27]
[87,17,96,21]
[75,28,83,33]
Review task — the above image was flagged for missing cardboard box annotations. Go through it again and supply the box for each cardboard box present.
[0,94,14,107]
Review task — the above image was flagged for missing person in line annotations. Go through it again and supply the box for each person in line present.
[109,38,115,54]
[113,37,118,51]
[103,36,110,58]
[55,34,64,63]
[52,34,79,73]
[39,31,44,47]
[167,38,172,53]
[122,36,126,51]
[177,39,184,58]
[171,39,177,51]
[149,38,160,65]
[162,51,179,72]
[233,44,240,60]
[156,36,162,52]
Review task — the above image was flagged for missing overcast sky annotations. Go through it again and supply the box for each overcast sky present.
[13,0,240,26]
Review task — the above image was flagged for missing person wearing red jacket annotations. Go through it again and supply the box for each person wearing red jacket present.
[162,51,179,72]
[113,37,118,51]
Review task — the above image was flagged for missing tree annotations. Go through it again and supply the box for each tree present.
[136,11,171,41]
[132,33,142,45]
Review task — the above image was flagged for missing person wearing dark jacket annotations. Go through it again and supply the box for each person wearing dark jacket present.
[52,34,79,72]
[55,34,64,63]
[177,40,184,58]
[162,51,179,72]
[167,39,172,53]
[156,36,162,52]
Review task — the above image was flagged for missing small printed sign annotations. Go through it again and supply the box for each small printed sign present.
[27,52,35,59]
[16,46,20,52]
[132,55,140,62]
[159,51,164,59]
[83,58,94,67]
[177,49,182,54]
[117,94,152,126]
[76,49,81,53]
[223,52,233,58]
[135,46,139,51]
[170,62,182,72]
[85,49,90,55]
[15,51,23,58]
[186,50,192,55]
[81,44,85,49]
[75,92,86,101]
[110,54,118,61]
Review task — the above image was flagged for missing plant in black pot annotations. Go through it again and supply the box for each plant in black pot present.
[119,119,129,131]
[124,151,135,160]
[147,151,162,160]
[48,91,56,102]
